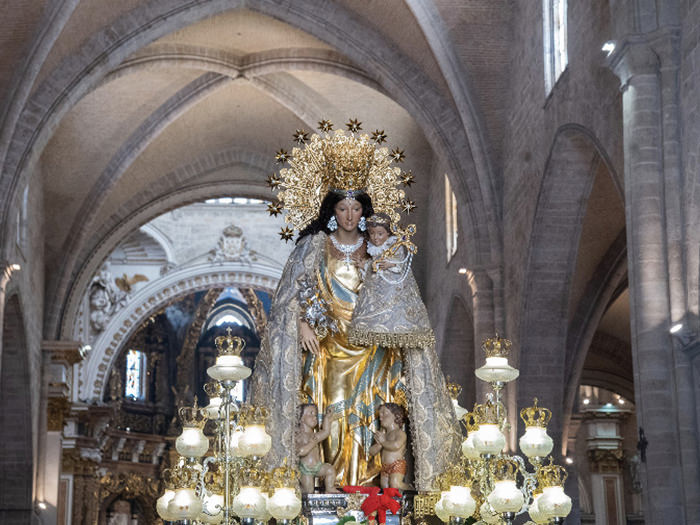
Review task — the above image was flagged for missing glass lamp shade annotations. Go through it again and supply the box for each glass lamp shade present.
[528,493,549,524]
[207,355,251,382]
[205,397,223,420]
[434,492,450,522]
[475,356,519,384]
[443,485,476,519]
[232,486,267,519]
[268,487,302,520]
[239,424,272,457]
[229,429,244,457]
[538,486,572,519]
[478,501,500,524]
[167,488,203,520]
[519,426,554,458]
[175,426,209,458]
[461,433,480,460]
[472,424,506,455]
[260,492,272,523]
[156,489,177,521]
[199,493,224,524]
[487,480,524,513]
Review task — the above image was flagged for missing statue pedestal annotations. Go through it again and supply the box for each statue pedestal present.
[302,492,417,525]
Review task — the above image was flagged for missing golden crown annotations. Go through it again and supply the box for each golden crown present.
[238,403,270,427]
[520,397,552,428]
[203,381,222,398]
[269,119,410,234]
[178,396,207,428]
[435,459,472,490]
[215,327,245,357]
[446,380,462,400]
[163,464,200,489]
[493,458,519,481]
[473,400,500,425]
[463,410,480,432]
[481,334,513,358]
[270,458,300,489]
[537,460,568,488]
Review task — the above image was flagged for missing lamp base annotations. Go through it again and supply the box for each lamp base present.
[302,492,414,525]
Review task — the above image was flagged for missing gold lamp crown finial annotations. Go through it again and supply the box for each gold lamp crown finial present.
[493,458,519,481]
[537,459,568,488]
[481,334,513,358]
[446,380,462,400]
[178,396,206,428]
[214,327,245,357]
[520,397,552,428]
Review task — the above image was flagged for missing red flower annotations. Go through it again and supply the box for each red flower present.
[342,486,402,525]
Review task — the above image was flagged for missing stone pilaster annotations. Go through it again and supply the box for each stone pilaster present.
[609,34,700,522]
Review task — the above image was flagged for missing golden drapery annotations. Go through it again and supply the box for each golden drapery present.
[302,246,403,486]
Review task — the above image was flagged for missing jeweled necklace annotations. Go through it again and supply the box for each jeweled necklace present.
[329,233,364,264]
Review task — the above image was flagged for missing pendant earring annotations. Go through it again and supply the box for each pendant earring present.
[358,216,367,232]
[327,215,338,231]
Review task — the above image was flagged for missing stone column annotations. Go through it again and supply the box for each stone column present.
[39,341,85,525]
[609,35,700,522]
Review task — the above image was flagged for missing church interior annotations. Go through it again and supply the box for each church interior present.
[0,1,698,524]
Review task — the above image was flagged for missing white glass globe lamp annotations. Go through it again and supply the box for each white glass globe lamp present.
[232,486,267,519]
[475,356,519,384]
[519,398,554,459]
[527,493,549,524]
[156,489,177,521]
[199,493,224,524]
[461,433,480,460]
[487,480,524,514]
[478,501,500,524]
[229,428,245,457]
[167,487,203,520]
[268,487,302,521]
[434,492,450,522]
[175,426,209,458]
[443,485,476,519]
[472,424,506,455]
[207,329,251,382]
[239,424,272,457]
[539,486,572,520]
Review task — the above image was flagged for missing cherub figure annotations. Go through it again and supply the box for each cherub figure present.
[296,404,340,493]
[369,403,410,490]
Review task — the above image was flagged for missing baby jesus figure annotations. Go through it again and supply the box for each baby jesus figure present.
[296,404,340,493]
[349,213,435,349]
[369,403,410,490]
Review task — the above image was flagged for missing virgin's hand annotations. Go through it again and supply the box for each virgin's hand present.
[300,321,321,355]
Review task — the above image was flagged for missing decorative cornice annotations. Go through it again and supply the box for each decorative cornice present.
[43,339,86,365]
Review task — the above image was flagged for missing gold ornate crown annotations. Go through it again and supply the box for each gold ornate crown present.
[481,334,513,358]
[163,464,200,489]
[446,380,462,400]
[493,458,519,481]
[270,458,300,489]
[215,327,245,356]
[463,410,480,432]
[520,397,552,428]
[268,119,411,234]
[238,403,270,426]
[537,459,568,488]
[178,396,207,428]
[203,381,222,398]
[473,399,500,425]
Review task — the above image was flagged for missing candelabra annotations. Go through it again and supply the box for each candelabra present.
[434,336,572,525]
[156,328,302,524]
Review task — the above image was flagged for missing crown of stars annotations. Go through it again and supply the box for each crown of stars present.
[292,129,309,144]
[267,201,283,216]
[390,147,405,163]
[266,174,282,189]
[345,118,362,133]
[371,129,387,144]
[400,171,415,187]
[275,149,290,164]
[401,199,416,214]
[279,226,295,242]
[318,119,333,132]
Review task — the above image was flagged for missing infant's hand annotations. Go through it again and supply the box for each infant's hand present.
[376,259,395,270]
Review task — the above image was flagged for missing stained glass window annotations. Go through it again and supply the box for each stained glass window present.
[543,0,568,94]
[125,349,146,400]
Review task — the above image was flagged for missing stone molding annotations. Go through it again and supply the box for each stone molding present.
[76,261,281,402]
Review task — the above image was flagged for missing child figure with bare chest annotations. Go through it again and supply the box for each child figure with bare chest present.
[296,404,340,493]
[369,403,410,490]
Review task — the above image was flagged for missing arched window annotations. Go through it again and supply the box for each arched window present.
[125,349,146,400]
[543,0,568,94]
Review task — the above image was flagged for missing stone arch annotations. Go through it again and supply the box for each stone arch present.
[78,261,281,402]
[0,0,499,271]
[51,149,273,339]
[518,125,618,443]
[439,294,476,410]
[0,294,33,520]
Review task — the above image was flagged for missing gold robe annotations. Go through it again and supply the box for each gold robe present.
[301,244,403,486]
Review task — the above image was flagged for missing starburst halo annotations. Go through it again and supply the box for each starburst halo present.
[270,120,413,234]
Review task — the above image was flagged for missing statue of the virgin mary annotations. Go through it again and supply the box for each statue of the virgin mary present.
[249,122,460,490]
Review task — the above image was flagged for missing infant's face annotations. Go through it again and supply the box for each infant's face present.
[302,405,318,428]
[368,225,390,247]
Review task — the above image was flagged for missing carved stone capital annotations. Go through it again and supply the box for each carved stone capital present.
[588,448,624,474]
[42,339,86,365]
[47,397,72,431]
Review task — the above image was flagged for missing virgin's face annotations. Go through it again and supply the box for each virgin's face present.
[333,199,363,233]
